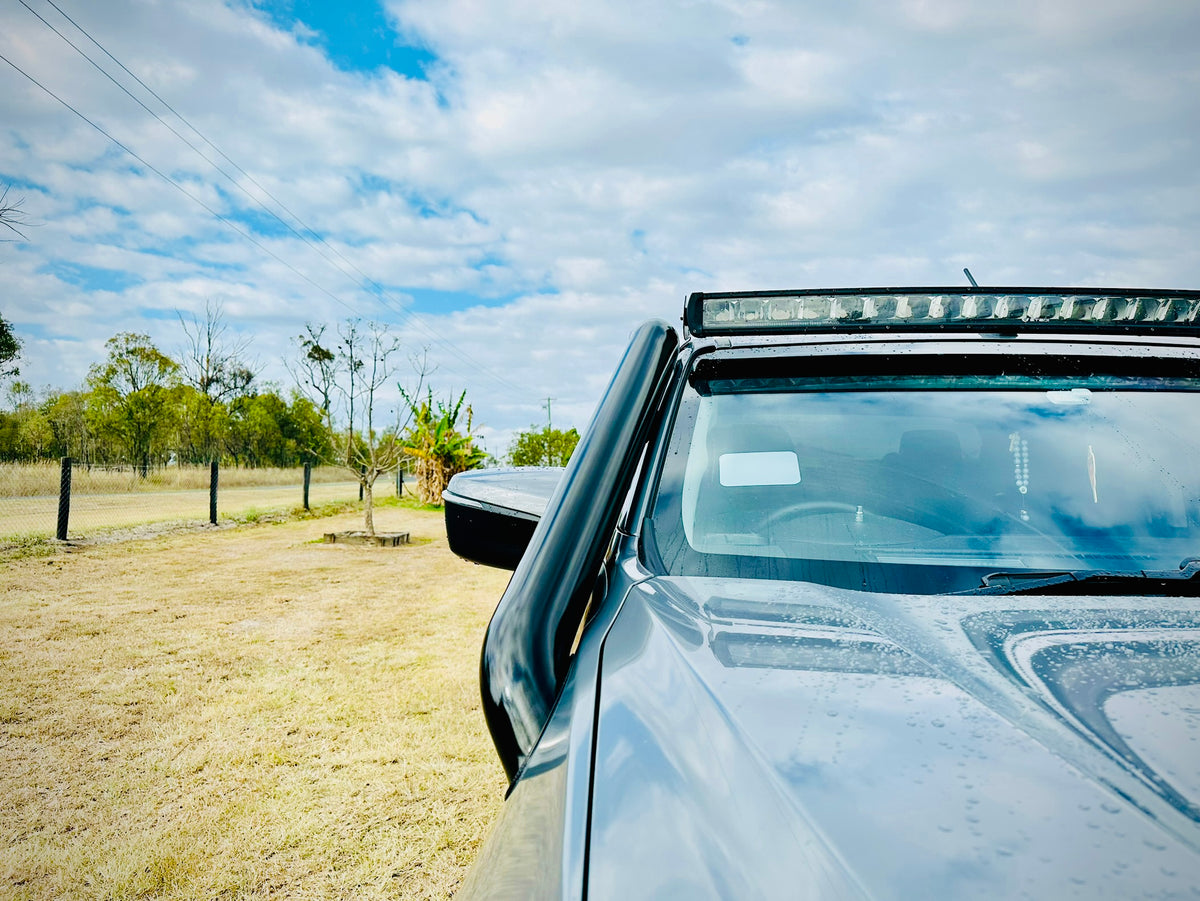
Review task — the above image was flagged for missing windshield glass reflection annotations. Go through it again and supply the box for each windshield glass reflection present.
[647,377,1200,594]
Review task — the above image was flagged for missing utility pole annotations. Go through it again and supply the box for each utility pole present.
[542,397,556,467]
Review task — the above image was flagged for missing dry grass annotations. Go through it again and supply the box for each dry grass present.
[0,482,367,541]
[0,462,358,498]
[0,502,510,899]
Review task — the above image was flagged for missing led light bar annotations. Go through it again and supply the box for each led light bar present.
[685,288,1200,338]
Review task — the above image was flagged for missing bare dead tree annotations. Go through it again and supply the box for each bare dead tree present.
[0,185,33,242]
[176,299,257,401]
[2,186,32,381]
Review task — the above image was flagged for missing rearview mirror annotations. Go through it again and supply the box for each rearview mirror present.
[443,467,564,569]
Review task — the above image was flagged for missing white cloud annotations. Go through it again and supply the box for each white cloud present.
[1,0,1198,441]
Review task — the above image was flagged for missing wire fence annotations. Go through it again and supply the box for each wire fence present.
[0,460,410,542]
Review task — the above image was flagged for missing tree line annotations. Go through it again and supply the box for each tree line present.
[1,185,576,532]
[0,329,330,470]
[1,301,579,531]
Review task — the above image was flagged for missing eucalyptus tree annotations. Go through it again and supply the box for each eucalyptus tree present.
[86,333,180,474]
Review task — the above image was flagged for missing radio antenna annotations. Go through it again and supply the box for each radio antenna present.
[963,267,979,288]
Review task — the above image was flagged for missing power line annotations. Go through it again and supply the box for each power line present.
[19,0,251,195]
[19,0,534,398]
[0,49,364,318]
[44,0,289,199]
[26,0,365,296]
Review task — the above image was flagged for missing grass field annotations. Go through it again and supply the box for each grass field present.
[0,460,404,544]
[0,462,357,498]
[0,501,510,899]
[0,481,367,542]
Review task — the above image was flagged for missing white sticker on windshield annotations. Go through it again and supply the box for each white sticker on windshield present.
[1046,388,1092,405]
[719,451,801,487]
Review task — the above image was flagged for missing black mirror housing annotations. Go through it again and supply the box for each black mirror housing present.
[443,467,564,570]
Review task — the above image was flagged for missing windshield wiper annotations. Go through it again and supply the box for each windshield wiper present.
[957,561,1200,596]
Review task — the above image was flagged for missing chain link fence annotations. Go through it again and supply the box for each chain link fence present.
[0,460,409,543]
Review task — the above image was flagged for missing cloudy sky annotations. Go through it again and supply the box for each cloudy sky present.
[2,0,1198,454]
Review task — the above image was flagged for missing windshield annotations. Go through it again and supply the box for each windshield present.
[645,373,1200,594]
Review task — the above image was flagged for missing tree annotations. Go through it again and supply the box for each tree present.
[224,391,327,468]
[227,392,286,467]
[292,320,410,536]
[508,425,580,467]
[175,385,231,465]
[281,393,332,464]
[86,333,180,475]
[291,323,337,421]
[2,186,29,386]
[16,407,53,458]
[0,312,19,381]
[177,299,255,402]
[45,390,94,462]
[175,300,255,463]
[0,412,16,460]
[0,184,32,242]
[398,387,487,505]
[3,381,52,459]
[0,381,33,460]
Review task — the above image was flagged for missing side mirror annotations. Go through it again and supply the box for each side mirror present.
[443,467,564,569]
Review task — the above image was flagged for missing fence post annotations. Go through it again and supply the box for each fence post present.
[359,464,365,501]
[57,456,72,541]
[209,460,218,525]
[396,468,403,497]
[303,461,312,511]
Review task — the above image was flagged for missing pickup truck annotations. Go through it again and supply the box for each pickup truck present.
[445,286,1200,899]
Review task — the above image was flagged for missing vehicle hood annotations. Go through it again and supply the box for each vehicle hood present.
[587,576,1200,899]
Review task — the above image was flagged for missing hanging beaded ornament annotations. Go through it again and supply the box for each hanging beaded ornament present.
[1009,432,1030,521]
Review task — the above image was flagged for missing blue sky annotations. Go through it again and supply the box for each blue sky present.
[1,0,1199,453]
[255,0,436,79]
